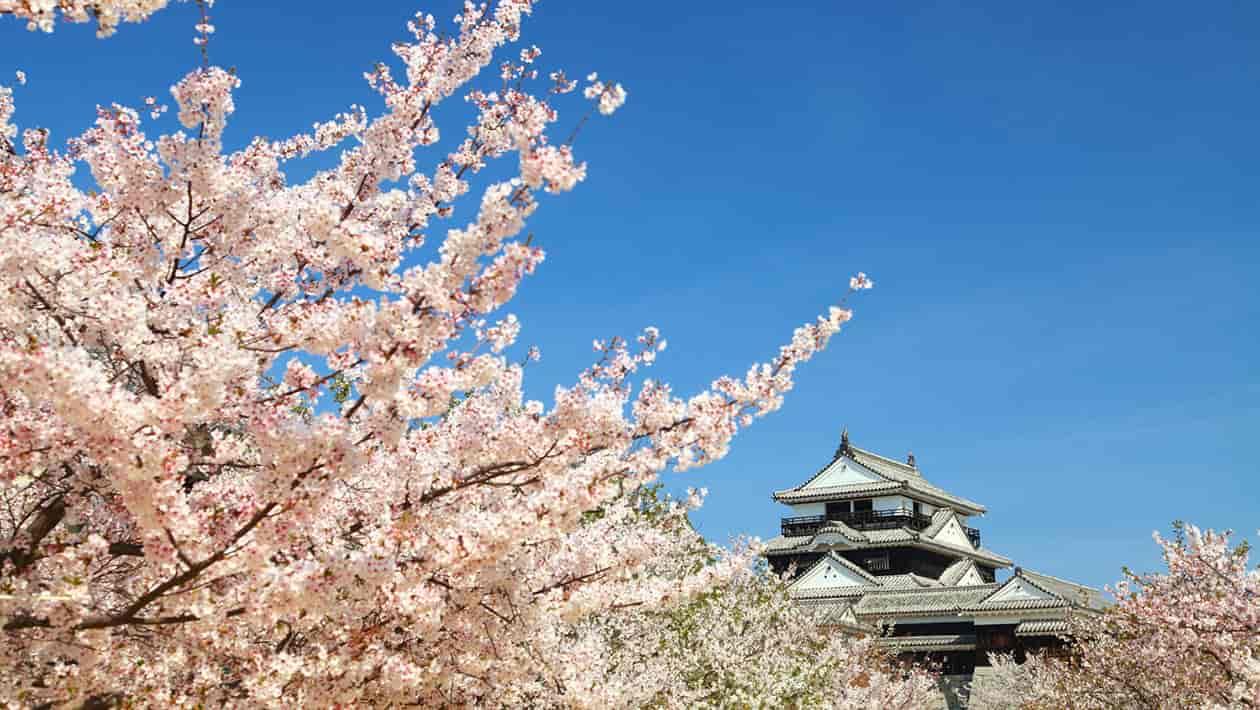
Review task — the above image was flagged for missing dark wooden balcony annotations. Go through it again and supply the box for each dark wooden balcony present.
[781,510,981,547]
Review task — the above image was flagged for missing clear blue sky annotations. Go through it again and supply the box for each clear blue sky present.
[5,1,1257,589]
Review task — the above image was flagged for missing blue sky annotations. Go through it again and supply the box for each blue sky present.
[5,1,1257,589]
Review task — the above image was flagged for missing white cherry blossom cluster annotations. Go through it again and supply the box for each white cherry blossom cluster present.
[584,72,628,115]
[980,524,1260,708]
[570,534,939,707]
[0,0,175,36]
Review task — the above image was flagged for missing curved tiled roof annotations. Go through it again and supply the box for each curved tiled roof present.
[763,527,1013,568]
[968,568,1104,613]
[849,447,921,480]
[803,603,874,633]
[771,444,986,514]
[878,573,942,589]
[789,554,899,600]
[973,596,1069,611]
[920,509,956,538]
[1020,569,1108,610]
[878,634,977,652]
[771,481,903,503]
[1015,620,1070,636]
[764,534,812,552]
[857,528,919,544]
[788,557,950,601]
[792,586,870,600]
[938,559,979,586]
[853,585,999,617]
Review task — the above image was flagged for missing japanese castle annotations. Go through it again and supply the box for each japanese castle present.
[764,430,1104,678]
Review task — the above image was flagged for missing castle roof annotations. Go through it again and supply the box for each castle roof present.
[803,569,1105,622]
[877,634,978,652]
[1015,620,1070,637]
[764,509,1014,568]
[772,431,1103,639]
[784,544,1102,635]
[853,584,1000,618]
[787,552,999,604]
[969,568,1108,614]
[771,443,986,515]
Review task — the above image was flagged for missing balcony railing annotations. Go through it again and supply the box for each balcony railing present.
[781,509,981,547]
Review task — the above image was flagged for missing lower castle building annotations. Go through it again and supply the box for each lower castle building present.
[764,431,1104,678]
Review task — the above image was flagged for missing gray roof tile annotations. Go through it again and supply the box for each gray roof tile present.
[937,559,980,586]
[763,528,1013,567]
[878,573,942,589]
[1019,569,1107,610]
[920,509,956,539]
[853,585,998,617]
[969,568,1104,612]
[1015,620,1070,636]
[763,534,811,552]
[772,444,987,514]
[849,447,922,480]
[772,481,903,503]
[878,634,977,651]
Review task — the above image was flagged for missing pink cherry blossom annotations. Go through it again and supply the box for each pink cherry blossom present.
[583,72,628,116]
[0,0,174,36]
[0,3,901,707]
[977,523,1260,709]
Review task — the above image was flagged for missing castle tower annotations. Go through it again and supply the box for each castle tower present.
[764,431,1104,678]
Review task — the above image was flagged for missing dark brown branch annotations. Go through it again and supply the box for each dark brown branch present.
[0,496,65,572]
[532,566,612,596]
[22,278,79,347]
[419,440,562,505]
[343,394,367,420]
[259,361,363,402]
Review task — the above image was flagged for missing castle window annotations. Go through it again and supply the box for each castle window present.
[864,553,890,571]
[825,501,850,519]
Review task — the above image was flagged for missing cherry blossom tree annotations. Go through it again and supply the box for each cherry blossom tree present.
[977,523,1260,710]
[0,2,904,706]
[0,0,172,36]
[568,493,937,708]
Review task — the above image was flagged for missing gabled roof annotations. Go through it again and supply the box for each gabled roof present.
[920,509,956,538]
[788,556,944,601]
[1018,569,1107,610]
[787,552,880,593]
[922,510,982,552]
[938,559,986,587]
[968,568,1105,613]
[805,602,874,634]
[786,554,947,600]
[772,443,986,515]
[788,553,889,601]
[849,446,922,482]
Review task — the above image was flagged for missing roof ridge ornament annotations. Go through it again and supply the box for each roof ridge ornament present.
[906,451,916,468]
[835,428,851,459]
